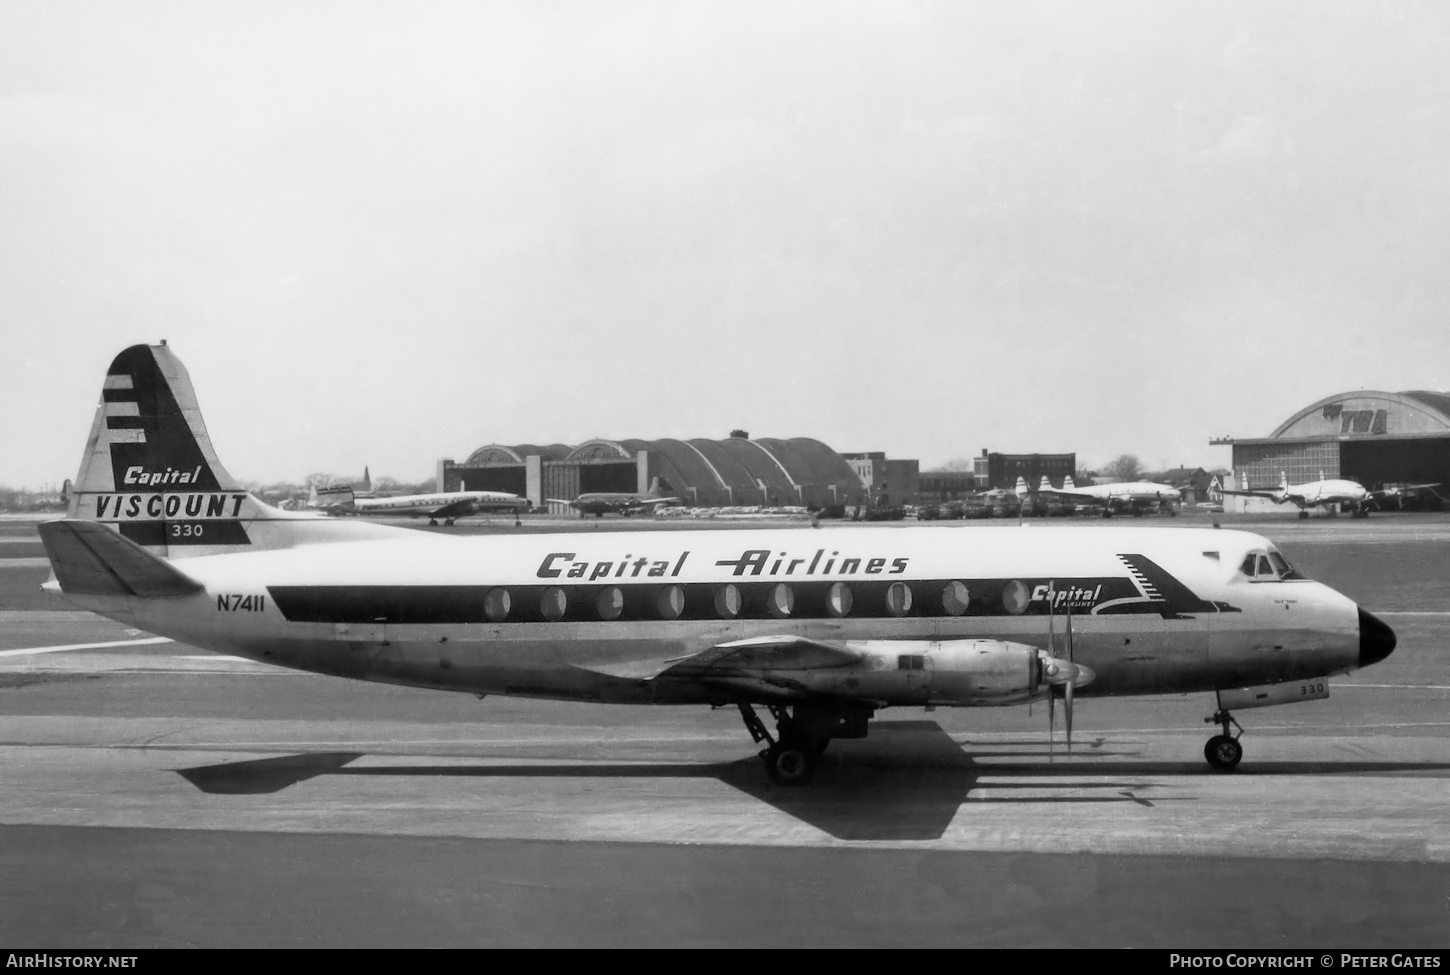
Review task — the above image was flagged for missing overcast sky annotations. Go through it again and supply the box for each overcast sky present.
[4,1,1449,488]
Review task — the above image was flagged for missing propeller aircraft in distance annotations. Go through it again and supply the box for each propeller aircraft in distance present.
[1218,472,1372,519]
[309,482,528,526]
[1017,475,1181,517]
[40,344,1396,785]
[550,477,680,518]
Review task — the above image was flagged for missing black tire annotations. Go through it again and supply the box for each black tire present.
[763,743,817,786]
[1204,735,1243,771]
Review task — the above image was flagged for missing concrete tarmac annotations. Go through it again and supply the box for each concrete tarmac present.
[2,514,1448,947]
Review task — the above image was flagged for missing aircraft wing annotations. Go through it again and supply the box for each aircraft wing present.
[1217,488,1278,498]
[635,497,680,507]
[428,498,477,519]
[1035,487,1097,503]
[575,635,863,681]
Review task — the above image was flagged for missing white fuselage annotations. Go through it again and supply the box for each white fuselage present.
[50,524,1364,708]
[1284,480,1369,508]
[352,491,526,516]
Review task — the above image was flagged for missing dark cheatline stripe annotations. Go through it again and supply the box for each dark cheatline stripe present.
[101,388,139,402]
[105,415,145,429]
[266,575,1177,626]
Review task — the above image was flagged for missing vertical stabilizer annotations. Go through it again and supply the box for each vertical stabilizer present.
[67,343,398,557]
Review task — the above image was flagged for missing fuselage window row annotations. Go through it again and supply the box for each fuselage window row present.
[472,580,977,624]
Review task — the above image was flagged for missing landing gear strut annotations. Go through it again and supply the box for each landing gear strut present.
[1203,708,1244,771]
[737,701,873,786]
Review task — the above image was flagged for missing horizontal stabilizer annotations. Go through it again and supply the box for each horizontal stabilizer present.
[575,635,862,682]
[39,520,203,598]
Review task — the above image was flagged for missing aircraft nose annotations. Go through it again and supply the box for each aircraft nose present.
[1358,607,1397,668]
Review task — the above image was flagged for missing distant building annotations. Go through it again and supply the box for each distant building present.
[841,453,920,507]
[1212,390,1450,491]
[441,435,868,513]
[1158,467,1213,506]
[975,449,1077,491]
[917,470,980,505]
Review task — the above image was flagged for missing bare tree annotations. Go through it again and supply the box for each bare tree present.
[1102,454,1144,481]
[928,457,977,472]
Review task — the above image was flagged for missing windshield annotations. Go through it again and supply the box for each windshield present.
[1239,547,1305,581]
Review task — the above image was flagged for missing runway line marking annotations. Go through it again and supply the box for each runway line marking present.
[0,637,173,658]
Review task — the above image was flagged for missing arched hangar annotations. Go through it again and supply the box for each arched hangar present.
[439,434,869,513]
[1215,390,1450,490]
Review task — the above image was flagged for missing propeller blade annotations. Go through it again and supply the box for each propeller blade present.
[1046,583,1057,759]
[1065,605,1075,753]
[1065,678,1074,753]
[1048,681,1056,759]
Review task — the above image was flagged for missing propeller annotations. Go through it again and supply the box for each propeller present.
[1043,582,1078,757]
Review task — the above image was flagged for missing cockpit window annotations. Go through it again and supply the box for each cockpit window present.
[1239,549,1304,581]
[1268,550,1304,580]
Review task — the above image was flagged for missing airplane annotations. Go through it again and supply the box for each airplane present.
[314,483,529,525]
[1369,482,1446,512]
[38,343,1397,785]
[550,477,680,518]
[1218,472,1372,519]
[1018,475,1182,517]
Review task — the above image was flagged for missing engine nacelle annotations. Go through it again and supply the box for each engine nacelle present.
[927,639,1047,705]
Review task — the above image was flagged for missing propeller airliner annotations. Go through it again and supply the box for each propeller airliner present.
[39,344,1396,785]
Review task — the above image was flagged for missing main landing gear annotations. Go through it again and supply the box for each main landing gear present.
[737,701,874,786]
[1203,708,1245,771]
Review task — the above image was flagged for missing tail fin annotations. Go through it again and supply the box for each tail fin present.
[1280,471,1290,490]
[1040,475,1053,492]
[67,343,396,557]
[1064,475,1076,490]
[1015,476,1029,498]
[308,483,355,510]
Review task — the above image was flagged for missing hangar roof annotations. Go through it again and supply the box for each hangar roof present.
[463,443,572,464]
[1263,390,1450,441]
[459,435,866,506]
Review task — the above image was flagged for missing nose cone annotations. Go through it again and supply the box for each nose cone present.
[1358,607,1397,668]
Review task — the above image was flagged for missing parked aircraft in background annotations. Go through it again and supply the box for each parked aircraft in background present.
[308,483,527,525]
[1370,482,1446,511]
[39,344,1397,785]
[1018,475,1181,517]
[551,477,680,517]
[1218,472,1371,519]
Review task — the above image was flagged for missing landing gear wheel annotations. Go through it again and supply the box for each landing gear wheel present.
[763,743,818,786]
[1298,510,1309,520]
[1204,734,1243,771]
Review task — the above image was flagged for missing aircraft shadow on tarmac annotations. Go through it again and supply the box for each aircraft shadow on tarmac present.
[172,721,1450,842]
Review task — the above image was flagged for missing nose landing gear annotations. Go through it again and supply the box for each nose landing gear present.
[1203,708,1245,771]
